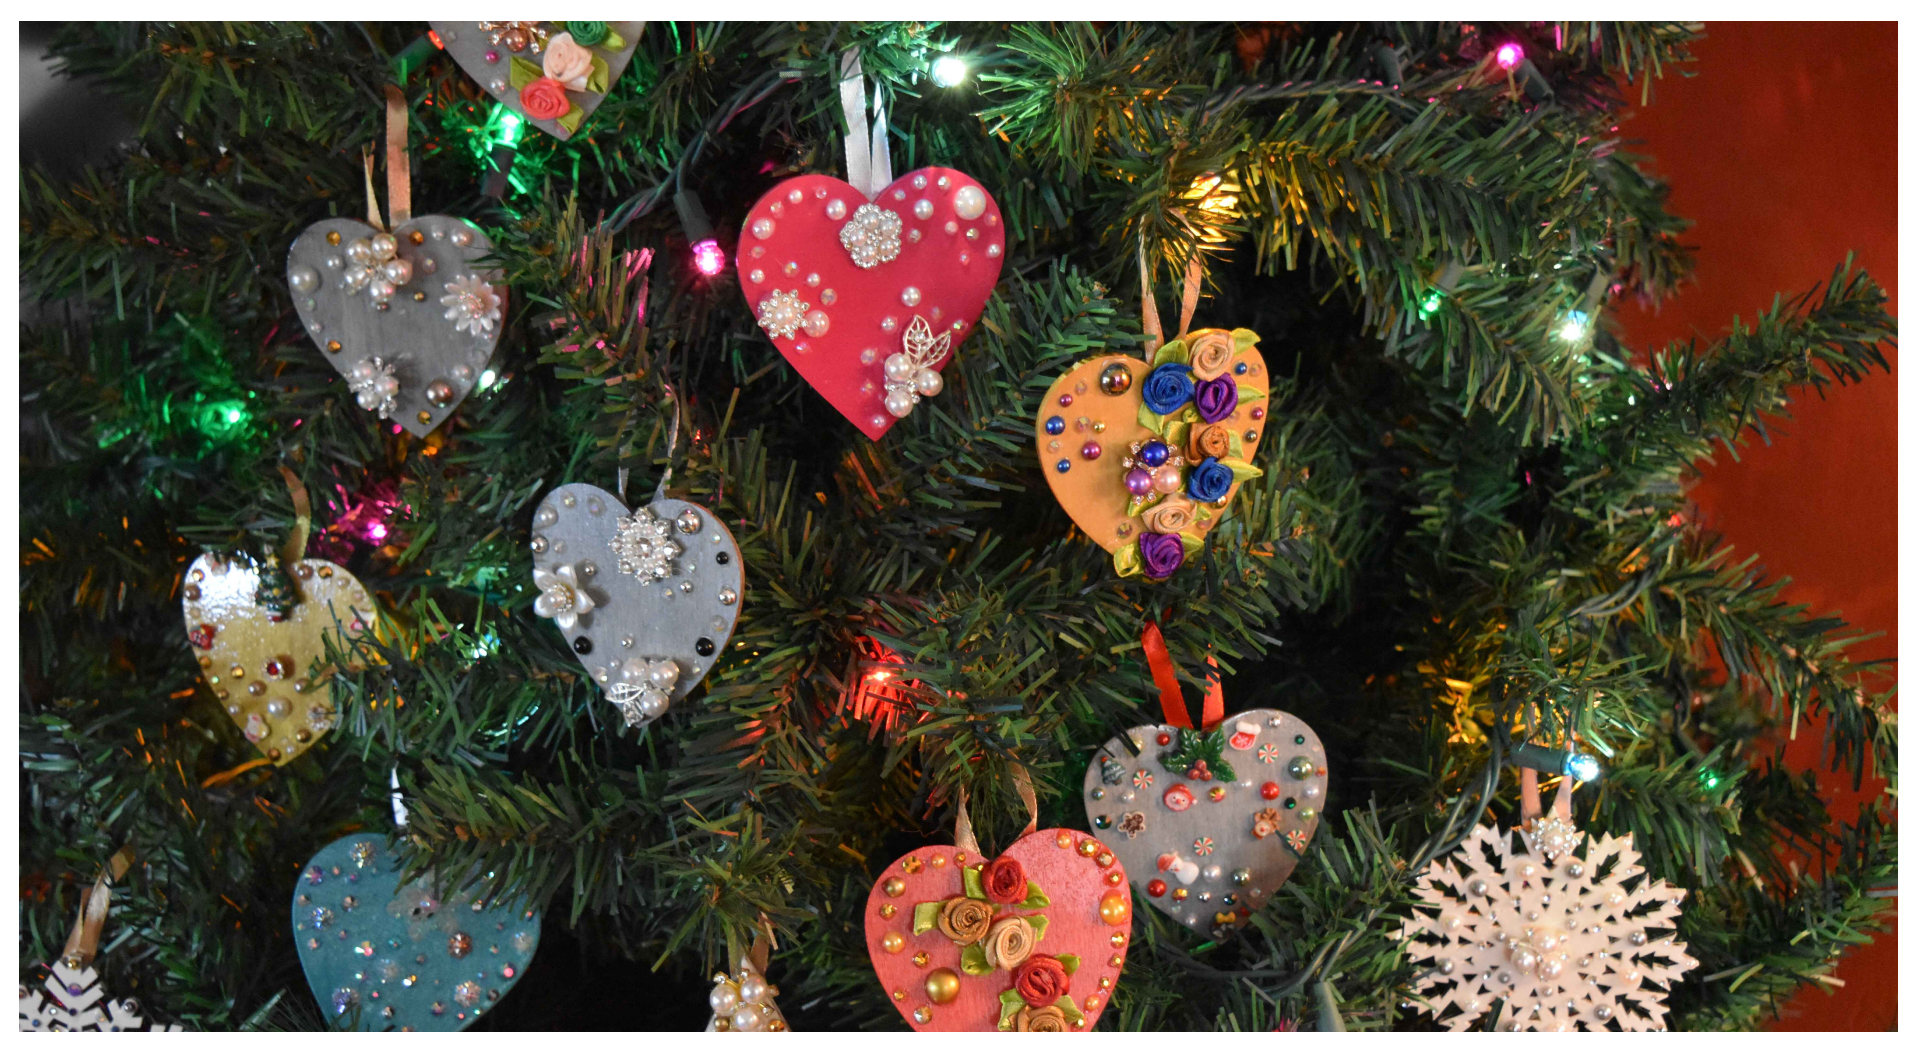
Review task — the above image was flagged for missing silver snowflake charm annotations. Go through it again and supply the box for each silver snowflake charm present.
[19,961,183,1031]
[1523,812,1581,861]
[1398,822,1698,1031]
[440,274,503,336]
[838,203,902,269]
[347,356,400,419]
[754,289,808,340]
[532,563,595,631]
[879,315,951,419]
[608,507,683,582]
[340,231,410,305]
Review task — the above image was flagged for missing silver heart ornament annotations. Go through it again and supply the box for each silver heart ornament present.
[529,484,743,729]
[1080,709,1329,937]
[286,215,505,437]
[292,833,541,1031]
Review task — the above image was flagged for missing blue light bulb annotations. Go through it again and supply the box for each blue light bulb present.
[1565,752,1601,782]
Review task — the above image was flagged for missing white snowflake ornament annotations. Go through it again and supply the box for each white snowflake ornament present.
[1398,822,1698,1032]
[18,962,183,1032]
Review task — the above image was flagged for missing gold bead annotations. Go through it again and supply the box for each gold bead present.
[879,904,897,919]
[198,656,212,668]
[952,852,966,864]
[902,856,924,874]
[326,231,341,245]
[318,566,334,578]
[183,584,201,601]
[413,291,427,302]
[1096,851,1115,867]
[1104,871,1122,886]
[295,729,312,743]
[1109,954,1124,967]
[230,664,246,677]
[326,340,341,353]
[912,952,929,968]
[215,688,228,699]
[1099,890,1131,926]
[891,989,906,1002]
[1099,976,1113,990]
[1077,839,1101,858]
[1054,831,1074,850]
[1083,995,1101,1011]
[923,967,961,1005]
[1110,932,1127,948]
[767,1019,787,1032]
[409,230,425,244]
[1172,888,1188,901]
[912,1007,932,1025]
[191,569,204,582]
[881,932,905,954]
[417,410,432,425]
[883,877,906,897]
[930,855,947,868]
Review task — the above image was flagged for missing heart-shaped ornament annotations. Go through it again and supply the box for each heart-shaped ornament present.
[292,833,541,1031]
[1080,711,1328,937]
[529,484,743,728]
[864,829,1132,1031]
[738,169,1005,440]
[428,21,644,141]
[181,552,376,765]
[287,216,504,438]
[1035,329,1269,578]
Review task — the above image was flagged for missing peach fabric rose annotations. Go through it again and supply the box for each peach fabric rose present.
[1016,1005,1069,1031]
[1186,329,1237,380]
[518,77,572,121]
[1188,423,1232,461]
[982,916,1036,970]
[541,32,594,91]
[1139,496,1197,535]
[936,896,994,944]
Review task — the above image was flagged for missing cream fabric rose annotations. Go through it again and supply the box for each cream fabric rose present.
[1017,1005,1068,1032]
[541,32,595,91]
[1186,329,1237,381]
[1139,496,1198,535]
[982,916,1036,970]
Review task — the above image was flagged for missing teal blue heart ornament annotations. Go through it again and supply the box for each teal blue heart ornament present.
[291,833,541,1031]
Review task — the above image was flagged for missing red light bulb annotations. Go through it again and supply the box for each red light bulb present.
[1495,43,1523,70]
[690,238,725,276]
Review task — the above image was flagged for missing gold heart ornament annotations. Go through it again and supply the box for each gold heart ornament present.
[1034,328,1269,579]
[180,552,377,764]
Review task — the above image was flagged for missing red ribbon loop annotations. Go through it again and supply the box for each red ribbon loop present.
[1140,619,1225,731]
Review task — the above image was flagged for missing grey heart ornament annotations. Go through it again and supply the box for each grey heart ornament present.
[286,215,504,437]
[529,484,743,729]
[1081,709,1329,937]
[292,833,540,1031]
[428,21,644,142]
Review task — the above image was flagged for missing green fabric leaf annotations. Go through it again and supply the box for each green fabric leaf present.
[508,56,541,91]
[1058,953,1080,974]
[1020,881,1050,909]
[585,53,609,95]
[1027,914,1049,943]
[1180,406,1200,423]
[1056,996,1085,1026]
[1179,532,1203,556]
[961,865,986,900]
[998,989,1025,1031]
[1112,544,1142,578]
[555,105,584,135]
[912,900,942,935]
[1153,338,1190,367]
[1236,384,1266,403]
[599,28,626,51]
[1228,429,1244,457]
[1231,327,1260,352]
[1126,493,1160,518]
[960,943,992,975]
[1163,419,1191,448]
[1136,401,1165,435]
[1217,457,1263,482]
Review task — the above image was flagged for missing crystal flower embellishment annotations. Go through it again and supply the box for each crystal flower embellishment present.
[838,203,902,269]
[608,507,683,582]
[532,563,594,631]
[754,289,808,340]
[441,274,503,336]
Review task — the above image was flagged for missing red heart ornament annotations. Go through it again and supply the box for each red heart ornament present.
[737,169,1005,440]
[864,829,1132,1031]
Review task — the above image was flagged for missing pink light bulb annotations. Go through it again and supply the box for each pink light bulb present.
[1495,43,1523,70]
[690,238,725,276]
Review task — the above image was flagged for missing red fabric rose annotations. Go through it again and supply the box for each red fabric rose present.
[1011,954,1072,1007]
[983,856,1028,904]
[518,77,572,121]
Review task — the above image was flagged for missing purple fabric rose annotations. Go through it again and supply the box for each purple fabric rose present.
[1138,531,1186,579]
[1192,376,1239,423]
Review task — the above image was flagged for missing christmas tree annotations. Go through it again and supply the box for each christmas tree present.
[18,21,1896,1031]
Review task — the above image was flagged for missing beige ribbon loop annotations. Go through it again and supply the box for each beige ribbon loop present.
[952,763,1041,857]
[362,148,382,230]
[276,464,311,567]
[1138,234,1207,353]
[748,912,778,974]
[1010,763,1039,838]
[61,846,134,969]
[954,783,981,858]
[1519,763,1580,823]
[383,84,412,226]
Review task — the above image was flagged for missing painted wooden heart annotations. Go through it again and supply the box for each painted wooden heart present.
[286,215,504,438]
[1080,710,1328,937]
[864,829,1132,1031]
[528,484,743,729]
[737,169,1005,440]
[292,833,541,1031]
[428,21,644,141]
[181,552,376,765]
[1034,329,1270,578]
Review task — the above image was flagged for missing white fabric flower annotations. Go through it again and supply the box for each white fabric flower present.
[532,563,594,631]
[440,274,503,336]
[541,32,594,91]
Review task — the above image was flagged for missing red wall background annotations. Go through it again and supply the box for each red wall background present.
[1613,22,1898,1030]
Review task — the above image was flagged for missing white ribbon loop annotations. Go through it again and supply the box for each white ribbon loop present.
[839,49,892,200]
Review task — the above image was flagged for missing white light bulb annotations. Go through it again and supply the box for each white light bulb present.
[931,55,967,88]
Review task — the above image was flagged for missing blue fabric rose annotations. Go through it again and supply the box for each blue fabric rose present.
[1186,456,1234,502]
[1140,363,1195,415]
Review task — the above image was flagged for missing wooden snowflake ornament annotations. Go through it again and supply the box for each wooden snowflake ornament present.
[18,962,183,1032]
[1398,821,1698,1031]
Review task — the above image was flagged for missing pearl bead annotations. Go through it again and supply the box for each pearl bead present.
[750,217,775,239]
[289,266,318,293]
[1124,468,1153,496]
[450,228,473,247]
[368,278,396,301]
[729,1004,765,1032]
[913,199,934,219]
[425,380,455,408]
[952,185,986,220]
[267,698,290,717]
[647,660,679,689]
[803,310,831,337]
[637,689,669,719]
[884,388,916,418]
[381,258,412,285]
[1151,464,1183,494]
[709,982,740,1015]
[369,233,398,259]
[350,360,377,383]
[620,658,649,684]
[900,286,922,307]
[344,239,373,265]
[737,976,768,1004]
[914,368,943,397]
[883,353,916,383]
[825,199,846,220]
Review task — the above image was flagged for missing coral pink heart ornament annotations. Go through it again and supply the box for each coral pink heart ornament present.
[737,169,1005,440]
[863,826,1132,1032]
